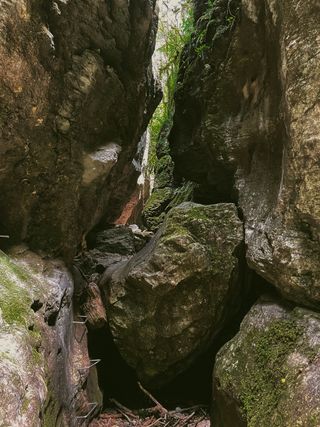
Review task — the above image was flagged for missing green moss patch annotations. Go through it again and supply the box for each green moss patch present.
[154,154,174,189]
[143,187,174,231]
[237,319,301,426]
[0,250,34,326]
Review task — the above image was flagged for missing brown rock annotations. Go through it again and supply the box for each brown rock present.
[0,0,159,261]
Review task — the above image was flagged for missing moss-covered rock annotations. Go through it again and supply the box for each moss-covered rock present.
[103,202,244,386]
[0,250,46,426]
[154,154,175,189]
[213,295,320,427]
[167,181,195,211]
[0,251,35,326]
[0,247,102,426]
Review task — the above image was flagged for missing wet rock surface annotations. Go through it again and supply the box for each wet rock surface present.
[213,295,320,427]
[0,0,159,260]
[170,0,320,308]
[80,281,107,330]
[103,202,244,386]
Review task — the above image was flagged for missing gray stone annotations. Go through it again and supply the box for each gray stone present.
[87,225,138,255]
[82,143,121,186]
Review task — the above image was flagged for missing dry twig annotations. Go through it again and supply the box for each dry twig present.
[90,398,210,427]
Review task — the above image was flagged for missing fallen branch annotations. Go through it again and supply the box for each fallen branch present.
[138,382,168,416]
[118,409,133,423]
[177,404,208,413]
[94,398,210,427]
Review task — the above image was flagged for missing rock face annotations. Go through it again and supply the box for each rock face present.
[0,246,102,426]
[213,296,320,427]
[170,0,320,308]
[0,0,159,260]
[103,202,244,386]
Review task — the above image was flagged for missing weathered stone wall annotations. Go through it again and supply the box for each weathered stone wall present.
[0,1,159,425]
[170,0,320,308]
[0,0,159,261]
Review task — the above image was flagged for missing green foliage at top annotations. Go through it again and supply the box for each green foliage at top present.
[158,0,194,108]
[148,0,194,171]
[148,102,167,170]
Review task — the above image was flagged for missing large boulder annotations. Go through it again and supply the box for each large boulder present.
[0,0,158,260]
[102,202,244,386]
[213,296,320,427]
[0,246,102,425]
[170,0,320,307]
